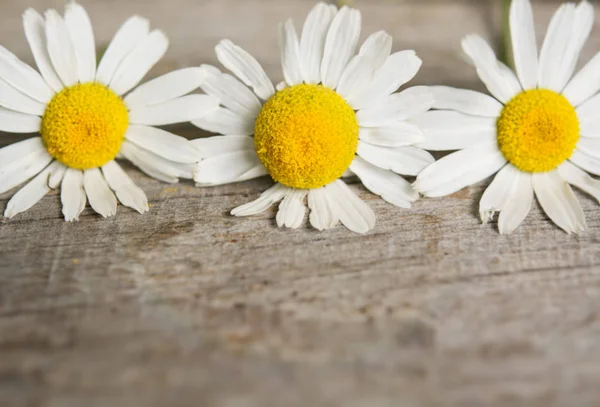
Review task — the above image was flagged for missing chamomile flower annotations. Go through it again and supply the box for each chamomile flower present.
[414,0,600,235]
[0,3,218,221]
[192,2,434,233]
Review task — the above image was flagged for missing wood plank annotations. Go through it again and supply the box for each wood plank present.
[1,1,600,406]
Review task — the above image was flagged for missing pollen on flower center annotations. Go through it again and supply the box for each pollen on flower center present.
[254,83,359,189]
[496,89,579,173]
[41,83,129,170]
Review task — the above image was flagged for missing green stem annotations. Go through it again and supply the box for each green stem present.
[501,0,514,69]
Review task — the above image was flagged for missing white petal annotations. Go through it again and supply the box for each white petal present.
[479,163,517,223]
[346,50,422,110]
[199,65,262,117]
[48,161,67,188]
[95,16,150,85]
[428,86,503,117]
[576,138,600,159]
[532,171,586,235]
[580,121,600,139]
[0,140,52,195]
[575,92,600,129]
[0,107,41,133]
[4,161,63,218]
[410,110,497,151]
[279,19,303,86]
[357,142,434,176]
[358,30,393,72]
[461,35,521,103]
[0,77,46,115]
[414,142,506,197]
[61,168,86,222]
[64,3,96,83]
[336,55,371,100]
[215,39,274,100]
[109,30,168,96]
[191,135,255,157]
[580,117,600,139]
[356,86,434,127]
[124,68,206,110]
[276,189,307,229]
[194,149,264,186]
[510,0,538,90]
[559,160,600,203]
[358,122,424,147]
[299,3,336,84]
[556,1,594,92]
[0,137,45,170]
[44,9,78,87]
[231,183,287,216]
[191,107,255,136]
[101,160,148,214]
[537,4,575,90]
[23,8,63,92]
[336,31,392,100]
[351,156,417,208]
[498,171,533,235]
[129,94,219,126]
[83,168,117,218]
[307,187,339,231]
[325,179,375,234]
[120,140,193,183]
[0,46,54,103]
[562,51,600,107]
[125,124,199,164]
[570,148,600,176]
[320,6,361,89]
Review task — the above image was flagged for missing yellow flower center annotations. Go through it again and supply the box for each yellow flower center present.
[254,84,359,189]
[41,83,129,169]
[497,89,579,173]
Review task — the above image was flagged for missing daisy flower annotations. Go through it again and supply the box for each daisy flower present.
[414,0,600,235]
[0,3,218,221]
[192,2,434,233]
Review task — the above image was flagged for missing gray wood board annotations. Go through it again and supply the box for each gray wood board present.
[1,1,599,406]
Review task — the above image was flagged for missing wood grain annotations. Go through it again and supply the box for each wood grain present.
[1,1,600,406]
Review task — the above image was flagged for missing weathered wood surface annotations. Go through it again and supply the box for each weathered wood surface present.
[1,0,600,406]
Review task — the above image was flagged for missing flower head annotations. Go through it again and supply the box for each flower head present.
[414,0,599,235]
[192,2,434,233]
[1,3,218,221]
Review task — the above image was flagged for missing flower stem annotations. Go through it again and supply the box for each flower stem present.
[501,0,514,69]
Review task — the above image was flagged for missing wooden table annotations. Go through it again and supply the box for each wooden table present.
[1,1,599,406]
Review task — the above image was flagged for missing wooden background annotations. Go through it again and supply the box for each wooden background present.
[1,0,600,406]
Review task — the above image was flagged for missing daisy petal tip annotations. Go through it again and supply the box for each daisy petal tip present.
[574,222,587,236]
[22,8,38,20]
[154,29,169,46]
[411,181,424,194]
[216,38,233,51]
[461,33,484,49]
[479,210,494,225]
[65,2,83,12]
[356,224,375,235]
[44,9,61,21]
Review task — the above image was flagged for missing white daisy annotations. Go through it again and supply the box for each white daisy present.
[0,3,218,221]
[191,2,434,233]
[414,0,600,235]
